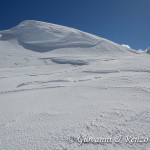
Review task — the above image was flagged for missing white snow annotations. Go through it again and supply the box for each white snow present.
[0,20,150,150]
[146,47,150,54]
[0,20,137,55]
[121,44,131,49]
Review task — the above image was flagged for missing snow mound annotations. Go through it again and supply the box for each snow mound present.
[146,47,150,54]
[0,20,136,54]
[40,57,89,65]
[121,44,131,49]
[0,20,100,52]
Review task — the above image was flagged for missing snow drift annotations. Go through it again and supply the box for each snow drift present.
[0,20,136,54]
[0,20,150,150]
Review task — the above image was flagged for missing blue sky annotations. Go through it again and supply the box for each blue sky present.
[0,0,150,50]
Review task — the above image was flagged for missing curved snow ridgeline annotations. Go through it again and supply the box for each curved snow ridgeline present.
[1,21,150,150]
[0,20,135,54]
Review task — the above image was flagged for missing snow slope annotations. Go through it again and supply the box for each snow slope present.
[0,20,150,150]
[0,20,136,54]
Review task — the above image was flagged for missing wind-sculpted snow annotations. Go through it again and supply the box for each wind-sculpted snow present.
[0,20,100,52]
[40,57,89,65]
[0,20,136,54]
[0,20,150,150]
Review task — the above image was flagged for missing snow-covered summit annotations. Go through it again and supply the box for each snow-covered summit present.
[0,20,135,54]
[1,21,150,150]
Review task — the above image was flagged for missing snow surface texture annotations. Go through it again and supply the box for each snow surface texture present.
[0,20,150,150]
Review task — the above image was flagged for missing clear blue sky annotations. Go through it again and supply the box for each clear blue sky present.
[0,0,150,50]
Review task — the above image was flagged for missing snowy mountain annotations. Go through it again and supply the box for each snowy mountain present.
[0,20,150,150]
[0,20,137,54]
[0,20,138,68]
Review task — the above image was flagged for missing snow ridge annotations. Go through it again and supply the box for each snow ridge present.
[0,20,136,54]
